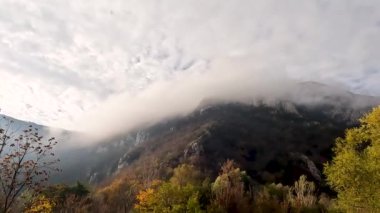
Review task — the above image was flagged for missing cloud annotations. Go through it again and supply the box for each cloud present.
[0,0,379,131]
[69,57,380,140]
[70,58,294,138]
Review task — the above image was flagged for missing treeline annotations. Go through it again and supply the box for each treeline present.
[26,160,331,213]
[28,106,380,213]
[2,106,380,212]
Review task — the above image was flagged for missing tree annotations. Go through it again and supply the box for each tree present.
[287,175,317,209]
[39,182,90,212]
[0,116,60,213]
[324,106,380,212]
[170,164,203,187]
[254,183,291,213]
[24,195,55,213]
[134,182,202,213]
[97,177,139,213]
[134,164,204,213]
[210,160,249,212]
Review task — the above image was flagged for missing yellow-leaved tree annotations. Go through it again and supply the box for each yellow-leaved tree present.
[324,106,380,212]
[134,164,204,213]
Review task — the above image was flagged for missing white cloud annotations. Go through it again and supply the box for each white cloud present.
[0,0,379,130]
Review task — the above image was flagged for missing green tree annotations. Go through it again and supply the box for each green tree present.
[324,106,380,212]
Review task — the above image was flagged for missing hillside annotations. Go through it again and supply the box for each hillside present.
[2,83,380,212]
[55,87,379,187]
[3,82,379,188]
[95,103,359,185]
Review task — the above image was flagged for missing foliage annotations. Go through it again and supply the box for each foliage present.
[170,164,203,187]
[324,106,380,212]
[69,182,90,197]
[40,182,90,212]
[134,187,155,212]
[254,176,324,213]
[133,163,207,212]
[288,175,317,208]
[37,160,333,213]
[0,117,60,213]
[210,160,250,212]
[24,195,55,213]
[254,183,290,213]
[96,177,139,213]
[134,181,202,213]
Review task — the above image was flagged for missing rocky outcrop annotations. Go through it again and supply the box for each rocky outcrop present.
[183,129,212,159]
[184,138,204,159]
[289,152,322,183]
[135,130,149,145]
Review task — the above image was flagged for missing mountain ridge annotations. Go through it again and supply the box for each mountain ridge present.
[2,82,380,187]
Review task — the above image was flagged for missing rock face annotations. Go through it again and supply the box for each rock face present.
[289,152,322,183]
[135,130,149,145]
[183,129,211,159]
[184,137,204,159]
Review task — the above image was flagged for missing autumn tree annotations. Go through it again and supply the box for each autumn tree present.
[134,164,204,213]
[324,106,380,212]
[24,195,55,213]
[170,164,203,187]
[287,175,317,209]
[36,182,90,212]
[210,160,249,212]
[135,182,202,213]
[254,183,291,213]
[0,116,60,213]
[96,177,139,213]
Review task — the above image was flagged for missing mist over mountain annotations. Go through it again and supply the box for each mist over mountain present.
[68,74,380,141]
[1,1,380,211]
[2,82,379,186]
[41,82,379,185]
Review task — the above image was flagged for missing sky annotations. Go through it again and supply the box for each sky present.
[0,0,380,131]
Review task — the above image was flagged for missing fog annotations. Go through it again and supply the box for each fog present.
[4,56,377,146]
[64,57,378,141]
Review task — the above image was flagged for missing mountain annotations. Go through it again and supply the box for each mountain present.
[2,82,380,187]
[0,114,44,132]
[52,82,380,187]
